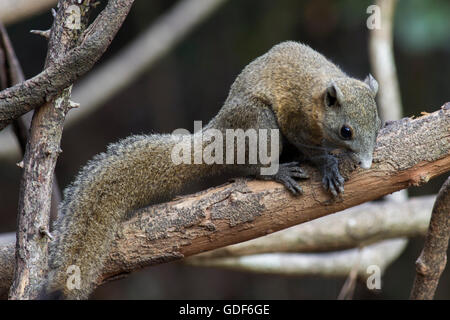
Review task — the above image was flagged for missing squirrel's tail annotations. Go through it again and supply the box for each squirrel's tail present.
[45,134,214,299]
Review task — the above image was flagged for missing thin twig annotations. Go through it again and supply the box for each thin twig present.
[337,247,362,300]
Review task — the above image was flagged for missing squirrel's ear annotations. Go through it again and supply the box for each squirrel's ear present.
[325,81,343,107]
[364,74,379,96]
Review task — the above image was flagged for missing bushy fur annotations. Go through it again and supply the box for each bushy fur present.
[46,42,380,299]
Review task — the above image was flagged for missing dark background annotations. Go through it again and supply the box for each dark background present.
[1,0,449,299]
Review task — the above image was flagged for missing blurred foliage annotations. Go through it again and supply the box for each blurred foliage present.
[396,0,450,52]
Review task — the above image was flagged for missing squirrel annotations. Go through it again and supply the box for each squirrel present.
[44,41,381,299]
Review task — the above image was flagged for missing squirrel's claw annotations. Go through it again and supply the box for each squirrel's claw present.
[322,165,344,197]
[273,162,309,195]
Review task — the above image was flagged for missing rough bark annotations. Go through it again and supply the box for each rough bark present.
[0,104,448,295]
[8,1,93,300]
[9,0,136,300]
[191,196,434,258]
[0,195,433,291]
[410,176,450,300]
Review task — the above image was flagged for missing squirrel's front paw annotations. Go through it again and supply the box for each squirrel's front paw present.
[272,162,309,195]
[321,164,344,197]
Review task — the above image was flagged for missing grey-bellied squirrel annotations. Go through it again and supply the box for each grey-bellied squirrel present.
[45,41,381,299]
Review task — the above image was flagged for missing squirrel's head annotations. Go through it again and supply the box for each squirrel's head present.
[227,41,382,170]
[321,75,381,169]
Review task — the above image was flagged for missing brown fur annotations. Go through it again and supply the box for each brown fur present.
[46,42,380,299]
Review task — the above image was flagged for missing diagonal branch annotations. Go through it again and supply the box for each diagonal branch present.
[0,0,229,158]
[0,104,449,294]
[0,0,135,131]
[92,104,450,285]
[369,0,407,204]
[190,196,434,259]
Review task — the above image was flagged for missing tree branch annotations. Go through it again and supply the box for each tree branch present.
[0,0,135,131]
[190,196,434,259]
[8,0,136,300]
[0,104,448,295]
[89,104,450,286]
[0,233,15,245]
[0,195,433,292]
[410,176,450,300]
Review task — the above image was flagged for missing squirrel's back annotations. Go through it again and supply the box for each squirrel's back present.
[48,133,219,298]
[228,41,346,98]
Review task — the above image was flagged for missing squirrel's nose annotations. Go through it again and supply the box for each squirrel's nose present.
[358,156,373,169]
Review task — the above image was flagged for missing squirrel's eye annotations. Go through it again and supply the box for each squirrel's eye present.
[340,125,353,140]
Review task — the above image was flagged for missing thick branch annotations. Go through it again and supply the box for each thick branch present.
[0,196,432,289]
[191,196,434,259]
[410,176,450,300]
[0,0,135,131]
[0,105,449,293]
